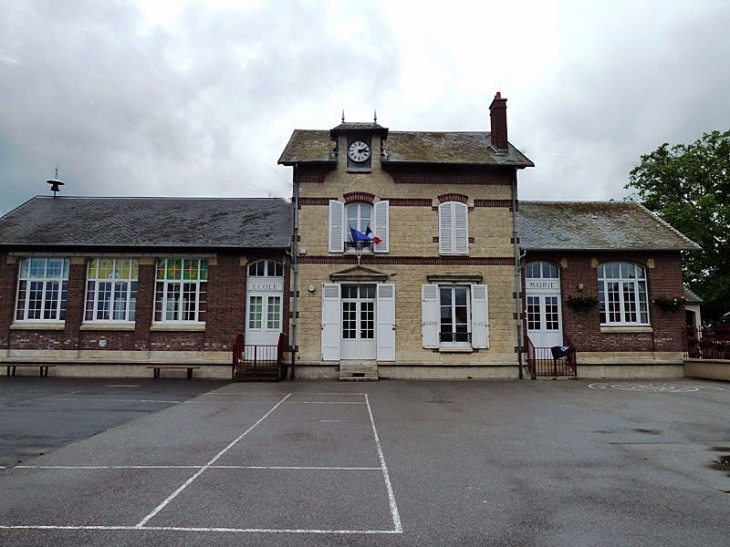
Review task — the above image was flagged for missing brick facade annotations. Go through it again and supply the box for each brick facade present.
[0,250,289,375]
[523,251,687,362]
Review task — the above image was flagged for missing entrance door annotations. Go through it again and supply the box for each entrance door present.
[245,260,284,354]
[525,261,563,348]
[340,284,376,360]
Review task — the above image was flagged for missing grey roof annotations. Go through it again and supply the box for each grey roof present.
[683,286,703,303]
[278,130,533,167]
[519,201,700,251]
[0,196,292,250]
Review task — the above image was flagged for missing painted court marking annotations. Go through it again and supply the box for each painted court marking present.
[0,390,403,535]
[589,382,725,393]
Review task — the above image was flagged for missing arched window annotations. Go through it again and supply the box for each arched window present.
[248,260,283,277]
[597,262,649,325]
[525,261,559,279]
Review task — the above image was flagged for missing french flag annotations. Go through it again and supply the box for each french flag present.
[350,226,381,245]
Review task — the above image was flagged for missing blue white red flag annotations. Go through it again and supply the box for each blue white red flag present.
[349,226,382,245]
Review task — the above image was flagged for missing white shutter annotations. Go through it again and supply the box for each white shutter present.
[321,283,341,361]
[454,202,469,254]
[376,284,396,361]
[329,200,344,253]
[471,284,489,349]
[373,200,389,253]
[438,203,453,254]
[422,284,440,349]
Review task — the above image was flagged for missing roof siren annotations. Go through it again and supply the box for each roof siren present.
[47,166,64,198]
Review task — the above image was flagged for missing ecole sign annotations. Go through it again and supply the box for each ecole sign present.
[247,281,283,292]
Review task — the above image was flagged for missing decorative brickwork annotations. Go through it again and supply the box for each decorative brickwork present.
[474,199,513,209]
[343,192,376,204]
[298,197,334,208]
[299,256,513,266]
[438,193,469,204]
[381,198,433,207]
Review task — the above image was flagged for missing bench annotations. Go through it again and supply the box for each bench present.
[146,365,201,379]
[6,364,56,377]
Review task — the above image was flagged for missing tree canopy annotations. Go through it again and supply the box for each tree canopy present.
[626,129,730,322]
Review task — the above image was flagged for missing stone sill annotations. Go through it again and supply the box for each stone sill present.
[600,325,653,334]
[439,346,475,353]
[10,322,65,330]
[80,323,135,331]
[150,323,206,332]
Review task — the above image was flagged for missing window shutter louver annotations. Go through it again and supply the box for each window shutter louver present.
[321,283,341,361]
[422,284,439,348]
[439,203,453,254]
[454,202,469,254]
[329,200,344,253]
[373,200,389,253]
[471,284,489,348]
[376,284,396,361]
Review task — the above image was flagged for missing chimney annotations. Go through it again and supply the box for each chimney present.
[489,91,508,152]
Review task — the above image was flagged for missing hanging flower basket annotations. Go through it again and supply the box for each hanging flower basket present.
[566,295,599,312]
[653,296,686,312]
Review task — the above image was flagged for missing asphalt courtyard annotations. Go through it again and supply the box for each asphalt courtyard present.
[0,376,729,547]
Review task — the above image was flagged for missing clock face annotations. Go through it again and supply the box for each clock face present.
[347,140,371,162]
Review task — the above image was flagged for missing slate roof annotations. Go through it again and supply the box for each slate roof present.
[683,286,703,303]
[0,196,292,250]
[519,201,700,251]
[278,130,533,167]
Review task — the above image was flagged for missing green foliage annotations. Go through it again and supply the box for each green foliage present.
[653,295,687,312]
[626,129,730,321]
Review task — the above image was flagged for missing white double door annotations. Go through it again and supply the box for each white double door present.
[526,293,563,348]
[321,283,395,361]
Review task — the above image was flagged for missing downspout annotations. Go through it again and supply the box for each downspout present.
[289,164,300,380]
[511,173,524,379]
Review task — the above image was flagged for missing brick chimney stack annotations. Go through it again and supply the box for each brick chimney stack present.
[489,92,508,152]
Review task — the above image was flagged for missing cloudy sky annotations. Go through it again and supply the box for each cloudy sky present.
[1,0,729,215]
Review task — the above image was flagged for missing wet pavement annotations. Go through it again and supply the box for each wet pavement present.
[0,377,729,546]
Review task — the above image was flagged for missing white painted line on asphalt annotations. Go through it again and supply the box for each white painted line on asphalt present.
[365,393,403,533]
[50,397,277,405]
[15,465,381,471]
[285,401,365,405]
[0,525,401,534]
[6,390,79,407]
[135,392,292,528]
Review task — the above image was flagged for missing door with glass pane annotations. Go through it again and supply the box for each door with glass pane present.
[340,284,376,359]
[525,261,563,348]
[246,293,282,348]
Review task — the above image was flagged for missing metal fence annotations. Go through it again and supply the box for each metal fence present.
[685,326,730,360]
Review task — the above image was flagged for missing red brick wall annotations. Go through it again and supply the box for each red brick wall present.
[0,253,15,350]
[524,251,687,353]
[0,252,289,357]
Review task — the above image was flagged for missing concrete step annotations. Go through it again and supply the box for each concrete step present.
[338,361,379,381]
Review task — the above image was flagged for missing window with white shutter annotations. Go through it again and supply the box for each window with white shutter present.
[329,200,344,253]
[422,283,489,351]
[438,202,469,255]
[373,200,389,253]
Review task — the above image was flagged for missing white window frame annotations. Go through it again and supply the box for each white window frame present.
[84,258,138,323]
[248,259,283,277]
[422,283,489,350]
[597,262,649,325]
[438,201,469,255]
[15,257,69,322]
[329,200,389,253]
[154,259,208,324]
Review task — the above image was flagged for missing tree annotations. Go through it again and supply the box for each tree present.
[626,129,730,322]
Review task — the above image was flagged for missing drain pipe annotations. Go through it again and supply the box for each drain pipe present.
[511,174,524,379]
[289,165,300,380]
